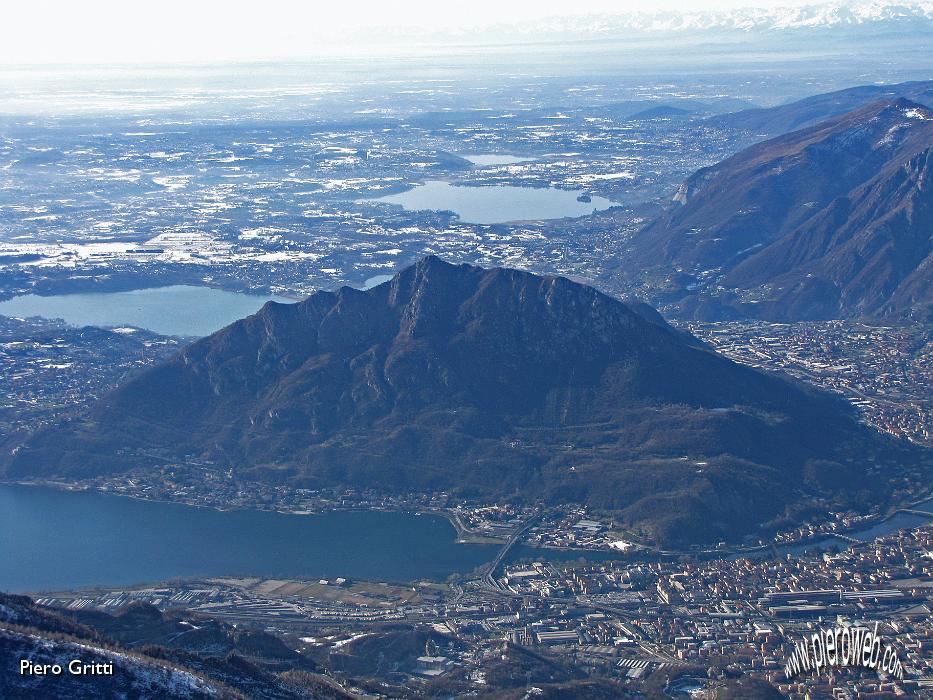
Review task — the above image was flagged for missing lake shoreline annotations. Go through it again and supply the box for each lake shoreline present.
[365,179,618,225]
[0,483,506,592]
[7,477,930,561]
[0,284,296,336]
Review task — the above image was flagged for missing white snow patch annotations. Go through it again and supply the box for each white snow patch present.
[333,632,374,648]
[903,107,931,120]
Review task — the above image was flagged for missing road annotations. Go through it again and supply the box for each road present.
[479,515,539,593]
[582,600,683,664]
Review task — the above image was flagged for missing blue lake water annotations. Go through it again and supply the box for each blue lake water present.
[370,180,617,224]
[739,497,933,560]
[0,485,928,592]
[0,285,295,336]
[0,485,499,592]
[362,274,394,289]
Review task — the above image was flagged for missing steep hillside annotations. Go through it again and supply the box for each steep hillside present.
[4,257,925,545]
[628,99,933,322]
[0,593,346,700]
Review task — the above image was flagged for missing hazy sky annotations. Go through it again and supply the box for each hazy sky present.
[0,0,830,66]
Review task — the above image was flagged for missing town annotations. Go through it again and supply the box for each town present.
[687,320,933,447]
[0,82,751,306]
[31,523,933,698]
[1,36,932,700]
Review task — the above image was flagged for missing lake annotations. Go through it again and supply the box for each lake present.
[0,285,295,336]
[1,484,927,592]
[362,274,394,289]
[370,180,617,224]
[0,485,499,592]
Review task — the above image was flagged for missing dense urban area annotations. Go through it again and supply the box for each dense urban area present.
[27,520,933,698]
[687,321,933,447]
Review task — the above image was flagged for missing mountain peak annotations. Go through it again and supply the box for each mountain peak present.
[892,97,933,120]
[708,79,933,138]
[5,258,921,546]
[865,96,933,121]
[415,253,455,271]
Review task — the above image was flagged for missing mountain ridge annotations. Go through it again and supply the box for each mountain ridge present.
[4,257,926,545]
[412,1,933,40]
[0,592,350,699]
[709,79,933,136]
[626,98,933,322]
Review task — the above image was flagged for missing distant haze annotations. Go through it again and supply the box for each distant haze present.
[1,0,915,66]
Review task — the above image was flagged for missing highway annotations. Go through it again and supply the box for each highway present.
[480,515,539,593]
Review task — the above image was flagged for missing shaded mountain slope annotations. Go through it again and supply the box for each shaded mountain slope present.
[0,593,237,699]
[0,629,230,700]
[0,593,346,700]
[69,602,314,673]
[628,99,933,322]
[4,257,925,545]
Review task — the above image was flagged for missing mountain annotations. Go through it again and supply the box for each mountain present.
[710,79,933,137]
[413,1,933,43]
[3,257,925,545]
[570,1,933,34]
[0,593,237,699]
[314,1,933,64]
[626,105,694,121]
[626,98,933,322]
[0,593,350,699]
[69,603,315,674]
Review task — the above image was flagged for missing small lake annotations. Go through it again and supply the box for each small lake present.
[0,285,295,336]
[362,274,394,289]
[0,485,499,592]
[370,180,617,224]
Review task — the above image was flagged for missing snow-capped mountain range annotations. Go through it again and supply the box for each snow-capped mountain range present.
[505,1,933,36]
[356,1,933,51]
